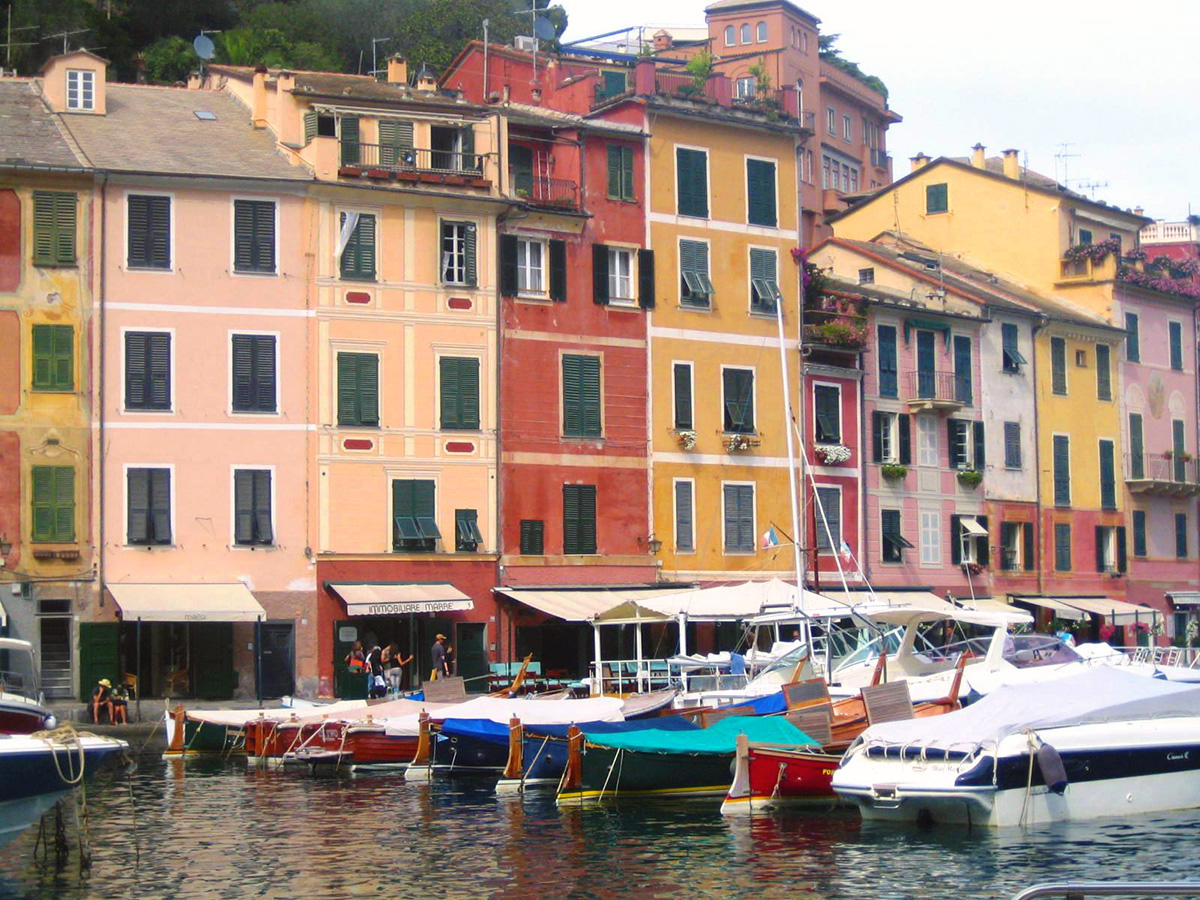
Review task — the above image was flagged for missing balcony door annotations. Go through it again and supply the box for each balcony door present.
[916,330,936,398]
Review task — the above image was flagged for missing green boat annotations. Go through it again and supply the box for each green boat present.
[557,716,815,804]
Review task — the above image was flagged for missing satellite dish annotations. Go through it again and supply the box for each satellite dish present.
[533,16,556,42]
[193,34,215,60]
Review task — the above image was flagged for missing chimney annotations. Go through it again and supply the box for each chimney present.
[187,72,201,91]
[653,30,673,51]
[251,65,268,128]
[970,143,986,169]
[386,54,408,85]
[414,63,437,92]
[1134,206,1144,217]
[1002,148,1020,180]
[910,152,931,173]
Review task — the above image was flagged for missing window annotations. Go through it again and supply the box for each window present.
[66,70,94,111]
[519,519,544,555]
[749,248,780,313]
[858,267,874,285]
[562,354,602,437]
[1125,312,1140,362]
[31,466,74,542]
[231,334,276,413]
[1078,228,1093,246]
[723,484,755,552]
[233,469,273,546]
[746,158,777,227]
[32,191,76,265]
[516,238,545,295]
[1001,323,1026,373]
[917,414,938,467]
[1050,337,1067,395]
[339,212,375,280]
[1053,435,1071,506]
[336,351,379,426]
[31,324,73,392]
[673,362,693,430]
[925,183,948,214]
[1095,525,1121,573]
[951,515,988,566]
[881,509,911,563]
[947,418,980,470]
[813,384,841,444]
[127,194,171,269]
[675,480,694,552]
[1003,421,1022,469]
[1096,343,1111,400]
[827,107,836,134]
[822,155,832,189]
[680,240,713,307]
[1169,321,1184,370]
[1075,349,1087,368]
[756,20,767,41]
[127,467,171,546]
[378,118,415,166]
[999,522,1033,572]
[233,199,276,274]
[124,331,171,411]
[439,357,480,430]
[676,148,709,218]
[393,479,438,552]
[1054,523,1072,571]
[1173,418,1187,483]
[455,509,483,552]
[740,23,751,43]
[877,325,897,397]
[724,25,735,45]
[608,247,634,302]
[1129,413,1144,480]
[1099,439,1116,510]
[872,411,909,465]
[843,115,852,141]
[1177,513,1189,559]
[735,77,756,100]
[919,510,941,565]
[952,335,972,403]
[1132,510,1147,557]
[723,368,754,434]
[441,220,477,286]
[606,145,635,201]
[563,484,597,554]
[814,486,841,551]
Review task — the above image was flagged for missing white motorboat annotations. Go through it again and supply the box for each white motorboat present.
[0,639,56,735]
[833,667,1200,827]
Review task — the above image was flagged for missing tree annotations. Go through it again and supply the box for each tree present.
[685,49,713,92]
[216,27,341,71]
[142,35,199,84]
[818,33,888,101]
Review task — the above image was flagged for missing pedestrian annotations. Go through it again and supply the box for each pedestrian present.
[366,645,387,698]
[345,641,366,671]
[443,642,454,678]
[430,634,447,681]
[91,678,113,724]
[383,642,413,694]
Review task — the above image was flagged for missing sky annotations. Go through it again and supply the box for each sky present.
[557,0,1200,221]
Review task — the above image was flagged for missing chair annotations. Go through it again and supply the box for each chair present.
[861,680,914,725]
[166,667,189,697]
[122,672,138,701]
[781,678,832,711]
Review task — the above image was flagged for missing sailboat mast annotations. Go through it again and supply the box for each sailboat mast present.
[774,284,808,649]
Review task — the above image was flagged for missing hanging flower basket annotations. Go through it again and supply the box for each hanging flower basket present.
[956,469,983,488]
[961,562,983,576]
[816,444,852,465]
[676,430,697,451]
[1099,623,1117,641]
[880,464,908,480]
[726,434,755,452]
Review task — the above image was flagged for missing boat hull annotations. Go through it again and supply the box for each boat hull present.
[0,700,53,736]
[432,729,509,775]
[558,744,734,803]
[721,742,841,815]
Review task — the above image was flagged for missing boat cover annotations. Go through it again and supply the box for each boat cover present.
[860,667,1200,752]
[187,701,369,727]
[526,715,701,739]
[382,695,625,736]
[582,716,816,755]
[729,693,787,714]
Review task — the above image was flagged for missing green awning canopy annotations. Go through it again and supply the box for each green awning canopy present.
[582,716,816,755]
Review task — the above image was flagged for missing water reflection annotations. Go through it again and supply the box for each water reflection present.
[0,746,1196,900]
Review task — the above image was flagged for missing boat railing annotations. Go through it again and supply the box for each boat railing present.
[0,669,33,698]
[1011,882,1200,899]
[1114,645,1200,668]
[590,659,674,695]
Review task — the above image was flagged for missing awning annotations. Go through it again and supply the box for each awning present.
[1010,595,1085,621]
[960,517,988,537]
[1168,592,1200,608]
[597,578,802,623]
[1056,596,1159,626]
[108,583,266,623]
[495,587,690,623]
[327,583,473,617]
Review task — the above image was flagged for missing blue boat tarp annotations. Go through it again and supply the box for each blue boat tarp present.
[442,717,625,744]
[582,716,815,755]
[525,715,701,739]
[730,692,786,715]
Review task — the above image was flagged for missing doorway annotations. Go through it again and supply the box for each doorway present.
[259,623,295,698]
[38,615,73,699]
[455,623,488,691]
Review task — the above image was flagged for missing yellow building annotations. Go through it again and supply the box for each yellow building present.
[635,84,807,584]
[0,78,96,696]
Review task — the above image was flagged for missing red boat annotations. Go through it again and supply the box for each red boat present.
[291,722,420,770]
[0,639,55,735]
[721,732,841,814]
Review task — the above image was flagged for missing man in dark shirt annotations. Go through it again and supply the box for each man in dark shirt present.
[430,634,447,681]
[91,678,113,724]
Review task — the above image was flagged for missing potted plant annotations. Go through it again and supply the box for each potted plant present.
[1180,451,1194,463]
[676,430,697,451]
[815,444,851,465]
[961,562,983,576]
[1163,449,1174,460]
[726,434,753,452]
[956,469,983,488]
[880,463,908,480]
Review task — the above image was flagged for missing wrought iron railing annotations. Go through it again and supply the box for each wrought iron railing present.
[1128,452,1197,483]
[341,142,485,176]
[906,370,970,404]
[870,148,891,168]
[510,174,580,209]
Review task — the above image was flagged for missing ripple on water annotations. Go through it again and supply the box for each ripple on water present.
[0,746,1197,900]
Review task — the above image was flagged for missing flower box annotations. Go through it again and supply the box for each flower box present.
[956,469,983,488]
[880,464,908,480]
[815,444,852,465]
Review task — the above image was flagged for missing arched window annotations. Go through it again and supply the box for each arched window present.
[724,25,735,46]
[740,23,751,44]
[756,21,767,42]
[795,77,804,112]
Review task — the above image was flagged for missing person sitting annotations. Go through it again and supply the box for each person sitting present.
[110,684,129,725]
[90,678,113,724]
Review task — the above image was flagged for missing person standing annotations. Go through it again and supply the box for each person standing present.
[430,634,447,682]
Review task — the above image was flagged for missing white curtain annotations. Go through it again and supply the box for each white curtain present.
[336,211,360,259]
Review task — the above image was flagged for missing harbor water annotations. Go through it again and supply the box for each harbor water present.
[1,741,1197,899]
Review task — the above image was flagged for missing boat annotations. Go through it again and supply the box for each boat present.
[164,699,370,756]
[720,733,842,815]
[0,730,129,848]
[556,715,817,804]
[0,639,56,735]
[832,667,1200,827]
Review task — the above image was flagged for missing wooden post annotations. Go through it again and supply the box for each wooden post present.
[870,649,888,686]
[412,711,431,765]
[561,725,583,793]
[501,716,523,780]
[167,704,186,754]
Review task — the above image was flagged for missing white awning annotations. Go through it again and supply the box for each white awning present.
[1010,595,1085,621]
[1169,592,1200,608]
[596,578,803,623]
[1056,595,1159,626]
[960,517,988,537]
[109,583,266,623]
[495,587,690,623]
[328,583,473,617]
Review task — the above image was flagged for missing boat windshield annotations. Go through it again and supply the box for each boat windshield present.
[1002,634,1081,669]
[831,628,905,673]
[749,644,810,684]
[0,644,38,701]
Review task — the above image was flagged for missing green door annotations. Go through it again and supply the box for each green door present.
[418,617,454,687]
[455,623,488,692]
[192,623,235,700]
[78,621,119,701]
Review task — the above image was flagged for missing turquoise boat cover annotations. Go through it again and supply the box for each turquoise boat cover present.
[582,716,815,755]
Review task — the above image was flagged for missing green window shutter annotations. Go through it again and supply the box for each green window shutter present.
[1129,413,1144,479]
[49,325,73,390]
[1095,343,1111,400]
[680,240,711,307]
[953,335,972,403]
[1053,435,1070,506]
[340,116,360,166]
[1023,522,1035,571]
[562,354,582,435]
[1116,525,1127,573]
[499,234,519,297]
[440,357,480,430]
[31,466,54,542]
[871,411,884,463]
[579,355,601,436]
[675,481,693,551]
[127,468,149,544]
[637,248,655,309]
[948,419,965,468]
[303,110,317,144]
[676,148,708,218]
[124,331,171,410]
[606,145,622,200]
[1050,337,1067,394]
[1177,513,1189,558]
[814,385,840,443]
[1169,321,1183,370]
[231,334,277,413]
[877,325,897,397]
[592,243,610,305]
[127,195,148,267]
[815,486,840,551]
[357,353,379,426]
[1125,312,1140,362]
[463,223,477,287]
[253,470,273,544]
[973,420,985,468]
[440,357,460,429]
[1174,419,1187,482]
[31,325,52,390]
[746,158,776,227]
[673,363,693,430]
[723,484,753,552]
[926,182,948,213]
[723,368,754,433]
[519,519,544,555]
[1133,510,1147,557]
[378,120,414,166]
[1004,421,1021,468]
[881,509,902,562]
[898,414,911,465]
[454,508,481,551]
[234,469,254,545]
[563,484,597,554]
[150,468,171,544]
[33,191,76,265]
[620,147,634,201]
[749,248,778,311]
[338,352,381,426]
[548,239,567,302]
[1099,439,1116,509]
[341,213,376,281]
[234,200,276,274]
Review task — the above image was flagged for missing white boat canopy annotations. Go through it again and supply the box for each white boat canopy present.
[594,578,811,624]
[108,582,266,622]
[328,582,473,616]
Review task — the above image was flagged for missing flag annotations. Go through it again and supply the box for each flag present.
[839,540,853,562]
[761,527,780,549]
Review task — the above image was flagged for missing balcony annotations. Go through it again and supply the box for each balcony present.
[905,370,970,411]
[338,143,492,187]
[1127,453,1200,496]
[510,173,580,210]
[803,305,868,351]
[870,148,891,170]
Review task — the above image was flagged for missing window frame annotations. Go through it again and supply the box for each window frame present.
[917,414,938,467]
[827,107,836,134]
[1001,322,1027,373]
[455,508,484,552]
[437,353,482,431]
[31,323,74,393]
[121,327,175,414]
[724,25,736,46]
[230,195,280,276]
[605,144,635,202]
[335,348,382,428]
[878,411,900,463]
[925,182,949,215]
[562,483,597,555]
[880,508,911,564]
[674,477,696,554]
[439,218,477,287]
[30,464,75,543]
[230,465,275,548]
[228,330,279,415]
[337,208,377,282]
[1003,420,1022,469]
[812,382,842,445]
[674,145,711,220]
[1054,522,1072,572]
[516,236,547,297]
[999,522,1022,571]
[721,481,756,555]
[519,519,545,555]
[31,190,77,266]
[755,20,767,42]
[124,464,174,547]
[125,190,175,272]
[561,351,603,439]
[740,23,751,43]
[814,484,842,552]
[607,246,635,304]
[678,237,714,309]
[748,245,781,314]
[744,155,778,228]
[66,69,94,111]
[842,114,852,142]
[721,365,756,435]
[390,477,440,553]
[919,509,941,566]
